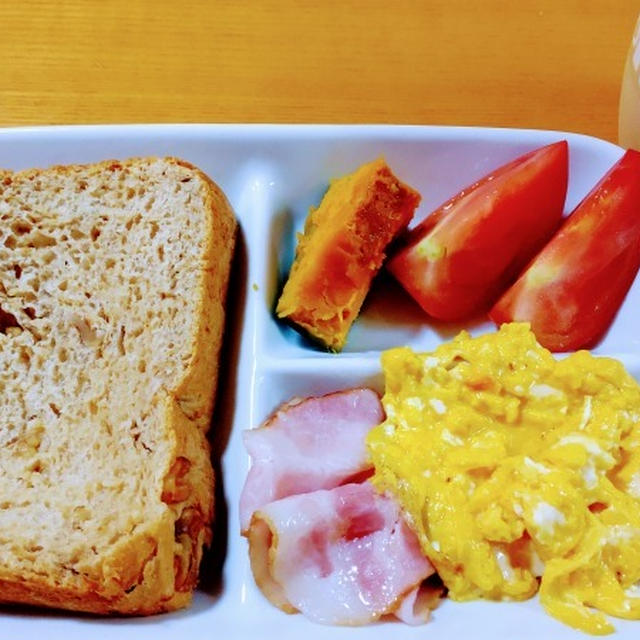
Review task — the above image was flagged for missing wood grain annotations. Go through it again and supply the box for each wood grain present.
[0,1,638,142]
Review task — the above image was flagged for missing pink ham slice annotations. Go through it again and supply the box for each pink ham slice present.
[239,388,384,532]
[247,482,434,625]
[394,582,443,625]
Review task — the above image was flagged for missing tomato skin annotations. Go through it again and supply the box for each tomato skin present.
[490,149,640,352]
[386,141,569,321]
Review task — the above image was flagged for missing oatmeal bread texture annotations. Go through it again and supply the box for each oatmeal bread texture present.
[0,157,236,614]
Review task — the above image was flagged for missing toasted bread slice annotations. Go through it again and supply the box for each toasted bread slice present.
[0,157,236,614]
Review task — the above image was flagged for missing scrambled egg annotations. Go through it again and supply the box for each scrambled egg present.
[367,323,640,634]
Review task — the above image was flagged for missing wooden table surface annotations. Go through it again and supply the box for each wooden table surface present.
[1,1,638,143]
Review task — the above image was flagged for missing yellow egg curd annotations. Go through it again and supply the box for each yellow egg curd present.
[367,323,640,634]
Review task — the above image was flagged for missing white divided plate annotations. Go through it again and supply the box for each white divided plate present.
[0,124,638,640]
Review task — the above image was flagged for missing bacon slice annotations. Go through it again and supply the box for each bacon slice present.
[247,482,434,625]
[394,582,444,625]
[240,388,383,532]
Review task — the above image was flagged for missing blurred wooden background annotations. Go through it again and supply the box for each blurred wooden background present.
[1,1,638,142]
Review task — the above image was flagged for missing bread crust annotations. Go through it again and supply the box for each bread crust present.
[0,157,237,614]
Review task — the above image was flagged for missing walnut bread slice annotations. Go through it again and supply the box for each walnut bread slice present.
[0,157,236,614]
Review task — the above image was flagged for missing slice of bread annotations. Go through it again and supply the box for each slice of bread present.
[0,157,236,614]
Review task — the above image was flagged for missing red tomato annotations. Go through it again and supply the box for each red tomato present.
[386,141,569,320]
[490,149,640,352]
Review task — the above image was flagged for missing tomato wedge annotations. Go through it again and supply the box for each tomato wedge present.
[386,141,569,320]
[490,149,640,352]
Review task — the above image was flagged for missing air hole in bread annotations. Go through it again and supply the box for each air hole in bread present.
[72,315,98,346]
[27,460,43,473]
[131,326,144,338]
[0,305,22,334]
[49,403,61,417]
[13,264,22,279]
[118,325,126,355]
[129,420,152,453]
[29,231,56,248]
[19,347,31,366]
[90,185,107,199]
[73,506,91,522]
[125,214,142,231]
[157,245,164,261]
[58,280,68,291]
[23,307,36,320]
[4,235,16,249]
[11,220,32,235]
[90,226,100,242]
